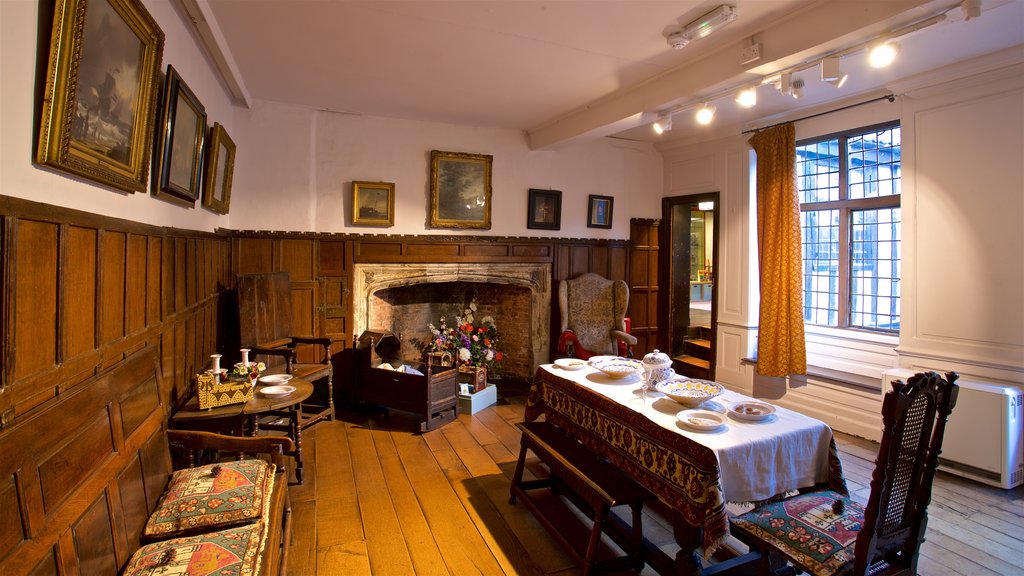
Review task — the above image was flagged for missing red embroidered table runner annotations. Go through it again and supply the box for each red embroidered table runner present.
[525,364,846,556]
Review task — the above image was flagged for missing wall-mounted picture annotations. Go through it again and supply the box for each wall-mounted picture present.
[353,181,395,226]
[527,188,561,230]
[202,123,235,215]
[429,150,492,229]
[154,65,206,205]
[587,194,614,229]
[36,0,165,194]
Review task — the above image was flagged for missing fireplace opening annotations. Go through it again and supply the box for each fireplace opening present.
[370,282,533,382]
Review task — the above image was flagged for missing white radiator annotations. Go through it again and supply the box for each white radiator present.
[882,369,1023,489]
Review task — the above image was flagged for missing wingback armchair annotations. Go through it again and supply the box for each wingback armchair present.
[557,273,637,359]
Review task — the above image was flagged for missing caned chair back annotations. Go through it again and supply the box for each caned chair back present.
[854,371,959,574]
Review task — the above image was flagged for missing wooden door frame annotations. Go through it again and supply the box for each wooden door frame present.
[659,193,720,379]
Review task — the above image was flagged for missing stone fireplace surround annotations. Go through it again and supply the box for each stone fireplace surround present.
[353,263,552,380]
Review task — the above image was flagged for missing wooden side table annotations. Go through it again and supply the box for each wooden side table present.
[170,378,313,484]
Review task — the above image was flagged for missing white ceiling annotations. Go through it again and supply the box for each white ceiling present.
[194,0,1024,147]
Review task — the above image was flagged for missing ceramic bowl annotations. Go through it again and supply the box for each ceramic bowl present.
[655,377,724,408]
[589,357,644,379]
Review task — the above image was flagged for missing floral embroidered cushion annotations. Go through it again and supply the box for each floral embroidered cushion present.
[144,459,275,538]
[124,522,267,576]
[730,490,864,576]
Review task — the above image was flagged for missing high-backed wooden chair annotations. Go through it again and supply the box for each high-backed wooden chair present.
[237,272,334,430]
[730,371,959,576]
[556,273,637,359]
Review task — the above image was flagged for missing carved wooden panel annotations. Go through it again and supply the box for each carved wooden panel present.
[100,231,127,346]
[64,226,98,360]
[14,220,58,381]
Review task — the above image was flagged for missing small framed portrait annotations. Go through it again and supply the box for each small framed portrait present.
[352,181,395,226]
[527,188,561,230]
[429,150,492,229]
[459,383,472,396]
[154,65,206,205]
[202,123,236,215]
[587,194,614,229]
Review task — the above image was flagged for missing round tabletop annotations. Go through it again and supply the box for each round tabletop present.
[244,378,313,414]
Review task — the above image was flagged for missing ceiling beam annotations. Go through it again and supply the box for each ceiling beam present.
[526,0,933,150]
[173,0,251,108]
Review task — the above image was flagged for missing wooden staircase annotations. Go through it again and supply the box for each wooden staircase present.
[673,325,712,380]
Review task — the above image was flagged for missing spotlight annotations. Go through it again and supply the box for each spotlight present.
[868,41,900,68]
[775,72,792,97]
[962,0,982,20]
[735,86,757,108]
[652,112,673,135]
[791,79,805,99]
[820,57,848,88]
[695,103,716,125]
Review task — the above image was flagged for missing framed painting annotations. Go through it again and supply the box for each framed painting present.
[587,194,614,229]
[154,65,206,205]
[36,0,165,194]
[202,123,236,215]
[353,181,395,226]
[527,188,561,230]
[429,150,492,229]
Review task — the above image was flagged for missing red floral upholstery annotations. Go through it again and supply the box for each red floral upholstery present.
[124,523,267,576]
[731,490,863,576]
[144,459,275,538]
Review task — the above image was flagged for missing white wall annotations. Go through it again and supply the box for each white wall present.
[1,1,663,236]
[659,52,1024,441]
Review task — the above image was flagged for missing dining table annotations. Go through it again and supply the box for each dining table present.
[526,363,847,575]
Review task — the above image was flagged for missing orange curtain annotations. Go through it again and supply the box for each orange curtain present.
[749,124,806,376]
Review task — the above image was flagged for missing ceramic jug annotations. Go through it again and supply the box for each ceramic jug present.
[641,349,674,385]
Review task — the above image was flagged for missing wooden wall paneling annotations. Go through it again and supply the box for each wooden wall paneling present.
[319,241,346,276]
[174,237,187,314]
[99,231,127,347]
[608,244,629,282]
[235,237,275,275]
[26,553,58,576]
[72,492,117,575]
[114,455,147,564]
[126,235,147,336]
[13,220,58,383]
[569,245,590,278]
[185,238,197,309]
[161,238,173,320]
[0,474,22,561]
[589,245,610,278]
[63,226,97,362]
[281,239,314,282]
[629,219,660,357]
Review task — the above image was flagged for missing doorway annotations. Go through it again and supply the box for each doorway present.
[661,193,719,380]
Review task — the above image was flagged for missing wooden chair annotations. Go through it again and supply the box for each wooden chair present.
[237,272,335,431]
[556,273,637,359]
[730,371,959,576]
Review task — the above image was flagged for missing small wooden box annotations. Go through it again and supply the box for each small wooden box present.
[196,373,254,409]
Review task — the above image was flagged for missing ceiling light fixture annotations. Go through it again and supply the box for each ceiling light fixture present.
[820,56,848,88]
[735,86,758,108]
[962,0,982,20]
[666,5,737,50]
[774,72,793,97]
[791,79,805,99]
[695,103,716,125]
[868,41,900,68]
[652,112,673,134]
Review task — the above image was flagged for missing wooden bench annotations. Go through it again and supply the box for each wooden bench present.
[509,421,654,575]
[0,347,291,576]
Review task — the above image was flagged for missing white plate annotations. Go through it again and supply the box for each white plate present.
[554,358,587,370]
[677,409,726,431]
[259,374,293,385]
[260,385,296,397]
[729,401,776,421]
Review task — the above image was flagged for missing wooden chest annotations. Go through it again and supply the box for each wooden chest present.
[354,330,460,432]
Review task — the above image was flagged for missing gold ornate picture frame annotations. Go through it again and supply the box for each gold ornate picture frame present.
[36,0,165,194]
[154,65,206,205]
[352,181,395,226]
[202,123,236,215]
[429,150,492,229]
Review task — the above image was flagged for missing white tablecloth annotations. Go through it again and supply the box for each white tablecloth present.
[541,364,836,503]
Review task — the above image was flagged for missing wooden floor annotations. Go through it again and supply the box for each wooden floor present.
[285,387,1024,575]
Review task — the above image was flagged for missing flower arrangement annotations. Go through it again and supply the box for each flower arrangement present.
[226,361,265,382]
[426,300,504,370]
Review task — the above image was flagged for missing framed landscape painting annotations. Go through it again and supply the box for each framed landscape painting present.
[202,123,235,215]
[154,65,206,205]
[587,194,613,229]
[36,0,165,193]
[353,181,395,226]
[429,150,492,229]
